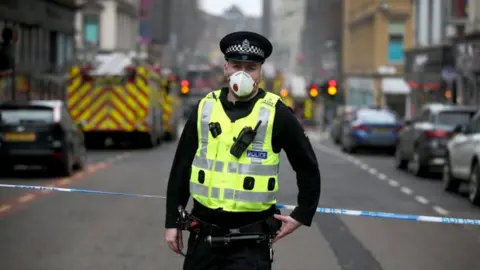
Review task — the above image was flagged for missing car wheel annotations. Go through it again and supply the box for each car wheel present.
[443,156,461,192]
[55,151,74,177]
[408,150,426,177]
[74,147,87,171]
[394,146,408,170]
[469,162,480,205]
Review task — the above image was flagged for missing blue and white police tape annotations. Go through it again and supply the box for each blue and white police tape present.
[1,183,479,226]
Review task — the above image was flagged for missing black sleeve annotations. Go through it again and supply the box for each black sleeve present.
[165,103,199,228]
[272,102,321,227]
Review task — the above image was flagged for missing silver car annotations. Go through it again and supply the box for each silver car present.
[444,109,480,205]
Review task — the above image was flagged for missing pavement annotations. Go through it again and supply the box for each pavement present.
[1,127,480,270]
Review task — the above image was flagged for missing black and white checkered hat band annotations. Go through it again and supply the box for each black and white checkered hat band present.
[225,44,265,57]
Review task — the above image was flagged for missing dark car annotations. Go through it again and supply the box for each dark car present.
[0,100,87,176]
[395,103,477,177]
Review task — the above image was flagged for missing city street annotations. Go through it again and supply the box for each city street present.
[1,131,480,270]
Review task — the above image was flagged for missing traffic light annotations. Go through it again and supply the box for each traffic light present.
[180,80,190,95]
[327,79,337,96]
[309,84,319,99]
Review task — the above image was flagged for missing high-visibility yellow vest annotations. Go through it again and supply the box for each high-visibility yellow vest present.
[190,89,281,212]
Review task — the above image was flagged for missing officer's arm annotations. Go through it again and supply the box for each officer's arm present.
[273,102,321,227]
[165,103,199,228]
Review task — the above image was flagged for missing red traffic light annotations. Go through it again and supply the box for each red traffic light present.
[328,80,336,87]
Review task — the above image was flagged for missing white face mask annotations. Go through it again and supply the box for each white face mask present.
[228,71,256,97]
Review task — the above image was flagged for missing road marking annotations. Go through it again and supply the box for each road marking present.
[96,162,107,169]
[314,142,456,218]
[0,153,132,218]
[18,193,35,203]
[388,179,400,187]
[58,178,71,186]
[368,168,378,175]
[0,204,11,213]
[400,187,413,195]
[415,195,429,205]
[73,172,84,179]
[433,206,449,216]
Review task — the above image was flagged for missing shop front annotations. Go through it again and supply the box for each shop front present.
[404,45,455,117]
[0,0,76,101]
[454,33,480,105]
[345,77,374,107]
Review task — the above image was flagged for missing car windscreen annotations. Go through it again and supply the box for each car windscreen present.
[437,111,476,126]
[0,108,54,124]
[186,70,212,88]
[356,109,398,123]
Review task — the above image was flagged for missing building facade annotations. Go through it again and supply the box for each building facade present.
[75,0,138,52]
[342,0,413,117]
[452,0,480,105]
[300,0,343,82]
[0,0,77,72]
[405,0,457,116]
[271,0,306,74]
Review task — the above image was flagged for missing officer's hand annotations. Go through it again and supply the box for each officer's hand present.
[272,214,302,243]
[165,228,183,255]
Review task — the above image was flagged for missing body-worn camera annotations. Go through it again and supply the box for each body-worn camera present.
[230,120,262,158]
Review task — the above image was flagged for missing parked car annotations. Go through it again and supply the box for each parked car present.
[395,103,477,177]
[340,107,403,153]
[330,105,355,144]
[443,109,480,205]
[0,100,87,176]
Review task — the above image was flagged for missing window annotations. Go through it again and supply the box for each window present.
[83,14,100,46]
[388,22,405,64]
[356,109,398,123]
[437,111,476,126]
[0,108,54,124]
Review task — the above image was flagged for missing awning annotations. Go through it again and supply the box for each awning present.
[381,78,411,94]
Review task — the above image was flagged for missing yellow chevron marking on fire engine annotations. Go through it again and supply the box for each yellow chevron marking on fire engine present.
[111,97,135,123]
[69,67,80,76]
[69,83,92,113]
[126,83,149,110]
[76,96,107,121]
[18,193,35,203]
[111,88,135,120]
[71,84,95,115]
[86,108,108,130]
[67,77,82,94]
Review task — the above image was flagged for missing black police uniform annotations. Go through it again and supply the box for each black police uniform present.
[165,31,321,270]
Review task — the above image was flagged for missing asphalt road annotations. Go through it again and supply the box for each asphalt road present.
[1,131,480,270]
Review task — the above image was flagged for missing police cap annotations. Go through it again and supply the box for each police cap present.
[220,31,273,64]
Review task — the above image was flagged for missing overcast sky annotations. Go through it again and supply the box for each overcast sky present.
[200,0,262,17]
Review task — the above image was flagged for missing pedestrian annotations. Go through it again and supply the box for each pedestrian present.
[164,31,321,270]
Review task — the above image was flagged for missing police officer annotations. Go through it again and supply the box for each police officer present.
[164,31,321,270]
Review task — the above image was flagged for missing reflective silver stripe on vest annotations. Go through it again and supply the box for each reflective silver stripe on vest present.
[190,182,220,197]
[191,183,275,203]
[223,188,275,203]
[227,162,279,176]
[199,100,215,158]
[250,106,271,164]
[192,156,279,176]
[192,156,225,172]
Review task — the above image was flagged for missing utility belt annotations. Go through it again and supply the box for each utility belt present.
[177,206,281,247]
